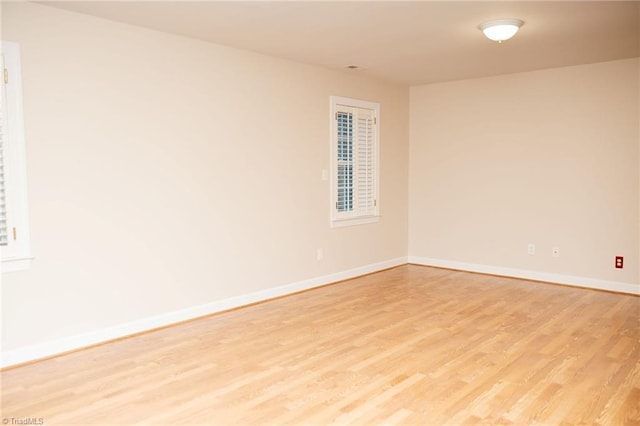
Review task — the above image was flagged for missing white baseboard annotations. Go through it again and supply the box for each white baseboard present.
[0,257,407,369]
[408,256,639,295]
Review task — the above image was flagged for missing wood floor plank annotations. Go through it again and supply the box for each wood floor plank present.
[1,265,639,425]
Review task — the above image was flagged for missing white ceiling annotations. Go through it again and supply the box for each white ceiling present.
[43,1,640,86]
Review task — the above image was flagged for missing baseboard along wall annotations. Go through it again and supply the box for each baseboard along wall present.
[3,255,637,369]
[0,257,407,369]
[408,256,640,296]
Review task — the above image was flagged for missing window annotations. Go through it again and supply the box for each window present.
[330,96,379,227]
[1,41,31,272]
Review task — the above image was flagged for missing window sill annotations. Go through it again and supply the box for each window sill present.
[331,215,380,228]
[2,256,34,273]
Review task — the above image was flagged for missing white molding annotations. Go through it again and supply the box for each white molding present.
[0,257,407,369]
[408,256,639,295]
[6,255,635,368]
[331,215,379,228]
[1,256,33,273]
[1,41,32,266]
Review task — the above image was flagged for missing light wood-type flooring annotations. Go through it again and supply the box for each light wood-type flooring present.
[2,265,639,425]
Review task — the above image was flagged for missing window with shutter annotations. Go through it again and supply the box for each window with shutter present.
[1,41,31,272]
[330,96,380,227]
[0,103,8,247]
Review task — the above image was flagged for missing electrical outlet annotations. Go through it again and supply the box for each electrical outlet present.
[527,243,535,255]
[615,256,623,269]
[552,247,560,258]
[317,248,324,261]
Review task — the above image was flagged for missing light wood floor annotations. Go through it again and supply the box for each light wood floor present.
[2,265,639,425]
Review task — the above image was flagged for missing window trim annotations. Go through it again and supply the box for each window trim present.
[329,96,380,228]
[1,41,32,273]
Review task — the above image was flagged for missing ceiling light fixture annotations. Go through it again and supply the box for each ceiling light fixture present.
[479,19,524,43]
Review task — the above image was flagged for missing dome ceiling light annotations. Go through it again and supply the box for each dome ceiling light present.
[479,19,524,43]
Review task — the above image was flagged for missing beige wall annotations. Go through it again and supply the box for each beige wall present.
[1,3,409,351]
[409,58,639,285]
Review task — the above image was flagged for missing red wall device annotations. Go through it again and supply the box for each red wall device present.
[615,256,623,269]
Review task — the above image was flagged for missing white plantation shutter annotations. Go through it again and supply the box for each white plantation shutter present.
[1,41,31,272]
[0,100,8,246]
[331,97,379,226]
[356,109,375,215]
[336,110,353,212]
